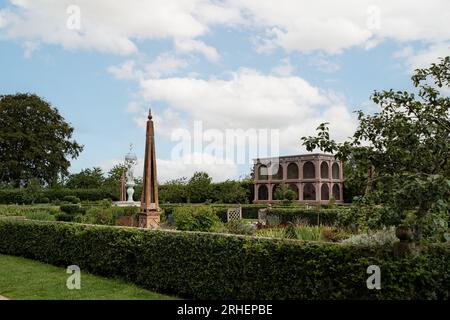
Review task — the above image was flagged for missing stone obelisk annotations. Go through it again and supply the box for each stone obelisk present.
[139,109,160,228]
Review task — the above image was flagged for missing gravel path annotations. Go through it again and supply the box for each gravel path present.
[0,295,9,300]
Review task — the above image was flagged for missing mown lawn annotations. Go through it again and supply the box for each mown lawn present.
[0,254,178,300]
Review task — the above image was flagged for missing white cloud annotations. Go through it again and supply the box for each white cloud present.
[394,43,450,72]
[271,58,295,76]
[309,55,340,73]
[234,0,450,54]
[2,0,450,59]
[107,60,138,80]
[22,40,38,58]
[99,153,239,182]
[174,38,220,62]
[145,53,188,78]
[138,68,357,154]
[0,0,223,55]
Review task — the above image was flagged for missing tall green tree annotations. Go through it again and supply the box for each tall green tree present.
[302,56,450,242]
[211,180,249,204]
[187,172,212,203]
[0,93,83,186]
[65,167,105,189]
[159,178,188,203]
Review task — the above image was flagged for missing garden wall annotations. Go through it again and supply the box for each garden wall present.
[0,218,449,299]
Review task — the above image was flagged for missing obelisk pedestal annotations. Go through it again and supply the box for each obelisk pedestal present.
[139,109,160,229]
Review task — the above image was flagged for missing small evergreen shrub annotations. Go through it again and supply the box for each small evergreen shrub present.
[172,206,221,232]
[63,196,81,204]
[60,204,86,215]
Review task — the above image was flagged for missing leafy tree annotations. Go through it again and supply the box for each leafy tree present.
[159,178,188,203]
[302,56,450,242]
[65,167,105,189]
[187,172,212,203]
[104,164,128,185]
[273,183,297,203]
[0,93,83,186]
[212,180,249,204]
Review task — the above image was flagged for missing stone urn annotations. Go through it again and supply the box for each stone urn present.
[395,225,413,242]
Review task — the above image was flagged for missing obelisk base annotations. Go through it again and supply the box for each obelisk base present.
[139,211,160,229]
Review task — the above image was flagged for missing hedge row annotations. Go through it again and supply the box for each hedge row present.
[266,208,345,225]
[160,203,267,222]
[0,219,449,299]
[0,188,118,204]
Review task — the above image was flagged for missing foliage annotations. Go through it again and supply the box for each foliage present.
[24,211,56,221]
[342,227,398,247]
[302,57,450,242]
[65,167,105,189]
[159,178,188,204]
[187,172,213,203]
[1,219,450,299]
[283,222,298,239]
[63,196,81,204]
[60,204,86,215]
[266,207,344,226]
[0,188,117,204]
[273,183,297,203]
[225,220,254,235]
[172,206,221,232]
[0,93,83,187]
[211,180,249,204]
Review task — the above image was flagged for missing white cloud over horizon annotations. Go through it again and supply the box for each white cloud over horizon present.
[98,153,239,183]
[2,0,450,61]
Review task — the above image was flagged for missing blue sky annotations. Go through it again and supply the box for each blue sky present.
[1,0,449,182]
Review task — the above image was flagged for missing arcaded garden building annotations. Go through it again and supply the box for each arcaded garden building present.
[252,154,344,204]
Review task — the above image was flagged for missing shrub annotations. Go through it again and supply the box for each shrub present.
[55,213,75,222]
[60,204,86,215]
[24,211,56,221]
[172,206,220,232]
[63,196,81,204]
[266,207,342,226]
[225,220,254,235]
[80,207,118,225]
[0,188,118,204]
[342,227,398,247]
[37,197,50,204]
[283,222,298,239]
[0,219,449,299]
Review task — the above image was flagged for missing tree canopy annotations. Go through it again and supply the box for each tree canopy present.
[302,56,450,242]
[0,93,83,187]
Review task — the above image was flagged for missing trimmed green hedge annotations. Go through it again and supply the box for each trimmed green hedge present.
[0,219,449,299]
[160,203,267,222]
[0,188,118,204]
[266,208,344,225]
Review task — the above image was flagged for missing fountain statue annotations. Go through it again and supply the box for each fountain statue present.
[124,143,137,203]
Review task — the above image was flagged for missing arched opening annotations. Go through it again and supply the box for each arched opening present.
[271,164,283,180]
[258,165,268,180]
[332,163,340,179]
[272,184,281,200]
[258,185,268,200]
[320,162,329,179]
[332,184,340,200]
[303,161,315,179]
[303,183,316,201]
[289,184,299,200]
[321,184,329,200]
[287,163,299,179]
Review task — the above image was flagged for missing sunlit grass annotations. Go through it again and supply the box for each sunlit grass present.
[0,254,178,300]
